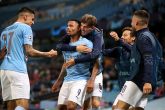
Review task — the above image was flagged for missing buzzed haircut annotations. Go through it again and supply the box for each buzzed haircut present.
[133,10,150,25]
[81,14,97,27]
[18,7,35,15]
[68,19,81,27]
[122,27,135,37]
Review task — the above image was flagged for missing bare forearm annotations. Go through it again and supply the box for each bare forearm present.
[25,44,47,57]
[57,66,66,81]
[90,60,99,80]
[24,44,57,57]
[27,49,48,57]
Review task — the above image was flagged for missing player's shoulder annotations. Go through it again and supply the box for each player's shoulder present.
[138,31,152,43]
[80,36,91,43]
[1,23,16,33]
[93,27,102,34]
[19,22,31,28]
[92,27,103,38]
[13,22,31,31]
[80,37,93,47]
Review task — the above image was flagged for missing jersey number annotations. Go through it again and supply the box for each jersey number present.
[2,31,14,54]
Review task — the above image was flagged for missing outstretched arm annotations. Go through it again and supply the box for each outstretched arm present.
[56,35,76,51]
[103,47,121,59]
[56,35,92,53]
[64,30,103,68]
[24,44,57,57]
[110,31,132,51]
[119,39,132,51]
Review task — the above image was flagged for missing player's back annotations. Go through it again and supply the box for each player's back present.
[0,22,33,73]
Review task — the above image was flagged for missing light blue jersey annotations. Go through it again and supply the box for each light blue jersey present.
[0,22,33,73]
[63,37,93,82]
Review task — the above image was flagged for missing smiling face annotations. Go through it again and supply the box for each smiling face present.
[80,14,97,36]
[80,23,93,36]
[121,29,135,44]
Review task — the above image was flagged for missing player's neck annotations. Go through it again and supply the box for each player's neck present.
[136,25,148,31]
[16,18,24,23]
[70,35,80,42]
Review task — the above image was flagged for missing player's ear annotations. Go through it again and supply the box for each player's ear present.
[23,15,27,21]
[136,22,138,26]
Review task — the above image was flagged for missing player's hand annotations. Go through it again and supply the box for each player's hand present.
[51,80,62,92]
[0,46,7,60]
[143,83,152,94]
[86,78,95,93]
[109,31,119,41]
[76,45,92,53]
[47,49,58,57]
[64,58,75,68]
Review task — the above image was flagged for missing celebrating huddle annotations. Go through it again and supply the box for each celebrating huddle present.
[0,7,163,110]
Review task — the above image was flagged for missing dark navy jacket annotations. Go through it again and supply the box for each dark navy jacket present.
[132,28,157,91]
[103,39,132,89]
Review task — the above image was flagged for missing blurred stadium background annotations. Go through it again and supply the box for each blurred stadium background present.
[0,0,165,110]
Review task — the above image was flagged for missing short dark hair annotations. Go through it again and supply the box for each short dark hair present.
[68,19,81,27]
[133,10,150,25]
[122,27,135,37]
[81,14,97,27]
[18,7,35,15]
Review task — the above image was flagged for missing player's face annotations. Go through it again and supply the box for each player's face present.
[131,15,138,31]
[81,23,93,36]
[66,21,80,36]
[121,30,135,44]
[24,13,35,26]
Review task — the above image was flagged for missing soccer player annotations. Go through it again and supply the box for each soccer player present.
[56,14,104,110]
[103,27,136,90]
[113,10,160,110]
[0,7,57,110]
[103,27,143,110]
[52,19,93,110]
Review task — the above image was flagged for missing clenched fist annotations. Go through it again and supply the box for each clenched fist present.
[109,31,119,41]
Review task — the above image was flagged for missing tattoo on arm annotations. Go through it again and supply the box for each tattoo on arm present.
[24,44,47,57]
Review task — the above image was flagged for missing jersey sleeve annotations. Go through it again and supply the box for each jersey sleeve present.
[22,25,33,45]
[85,39,93,49]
